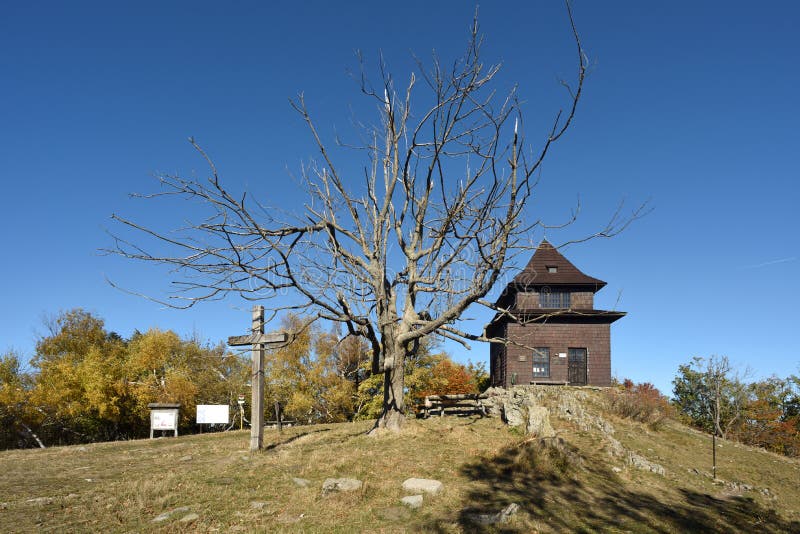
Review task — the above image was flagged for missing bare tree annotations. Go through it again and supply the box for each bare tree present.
[110,4,641,432]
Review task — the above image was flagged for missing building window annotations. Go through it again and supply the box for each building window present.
[532,347,550,378]
[539,290,570,308]
[547,266,558,273]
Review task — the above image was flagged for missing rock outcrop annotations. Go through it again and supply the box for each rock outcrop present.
[482,386,665,476]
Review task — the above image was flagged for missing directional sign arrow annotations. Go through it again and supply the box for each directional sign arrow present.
[227,332,288,346]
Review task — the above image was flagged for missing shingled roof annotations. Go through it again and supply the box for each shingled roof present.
[511,239,607,289]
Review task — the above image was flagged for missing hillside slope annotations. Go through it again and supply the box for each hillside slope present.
[1,388,798,533]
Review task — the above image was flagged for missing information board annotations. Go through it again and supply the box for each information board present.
[151,410,177,430]
[196,404,230,425]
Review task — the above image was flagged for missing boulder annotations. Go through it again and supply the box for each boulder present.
[322,478,362,494]
[526,406,555,437]
[502,399,525,427]
[402,478,443,495]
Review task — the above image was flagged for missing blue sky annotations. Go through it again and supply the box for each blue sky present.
[1,1,798,395]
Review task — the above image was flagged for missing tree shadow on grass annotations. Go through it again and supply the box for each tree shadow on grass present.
[263,428,330,451]
[424,437,800,533]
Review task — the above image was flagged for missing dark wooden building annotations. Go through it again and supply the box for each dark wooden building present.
[488,240,625,387]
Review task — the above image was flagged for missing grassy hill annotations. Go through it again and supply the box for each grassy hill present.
[1,388,799,533]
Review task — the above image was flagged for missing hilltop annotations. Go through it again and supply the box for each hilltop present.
[1,388,799,533]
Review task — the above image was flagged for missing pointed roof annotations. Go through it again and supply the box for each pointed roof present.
[512,239,607,289]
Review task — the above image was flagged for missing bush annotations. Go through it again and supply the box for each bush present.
[606,379,674,430]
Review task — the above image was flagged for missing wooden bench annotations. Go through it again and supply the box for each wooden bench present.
[417,394,487,418]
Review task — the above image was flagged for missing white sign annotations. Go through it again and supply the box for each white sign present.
[152,411,177,430]
[558,352,567,358]
[196,404,230,425]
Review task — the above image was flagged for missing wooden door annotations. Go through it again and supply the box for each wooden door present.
[568,348,587,385]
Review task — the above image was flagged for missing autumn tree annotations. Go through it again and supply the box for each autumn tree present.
[262,315,359,424]
[29,309,134,444]
[126,328,249,430]
[674,358,800,459]
[0,351,41,449]
[417,358,479,398]
[739,376,800,457]
[466,360,490,393]
[110,5,641,431]
[16,309,250,446]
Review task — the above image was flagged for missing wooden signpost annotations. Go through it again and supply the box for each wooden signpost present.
[227,305,288,451]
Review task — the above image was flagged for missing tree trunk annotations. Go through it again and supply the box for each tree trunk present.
[373,351,406,432]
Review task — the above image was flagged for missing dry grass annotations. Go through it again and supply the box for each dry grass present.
[1,391,799,532]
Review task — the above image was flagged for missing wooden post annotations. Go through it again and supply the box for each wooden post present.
[251,305,265,452]
[275,401,282,433]
[227,309,287,452]
[712,433,717,479]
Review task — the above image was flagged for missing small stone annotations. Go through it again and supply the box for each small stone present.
[401,495,423,509]
[626,452,665,476]
[402,478,443,496]
[152,506,191,522]
[499,503,520,520]
[466,503,520,525]
[179,512,199,523]
[250,501,268,510]
[606,437,625,457]
[26,497,53,506]
[612,467,622,473]
[179,455,192,462]
[322,478,363,494]
[84,478,93,482]
[77,446,88,452]
[292,477,310,487]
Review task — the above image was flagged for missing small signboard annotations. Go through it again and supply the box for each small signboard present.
[196,404,230,425]
[148,403,181,438]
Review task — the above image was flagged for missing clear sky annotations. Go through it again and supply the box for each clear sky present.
[2,1,798,395]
